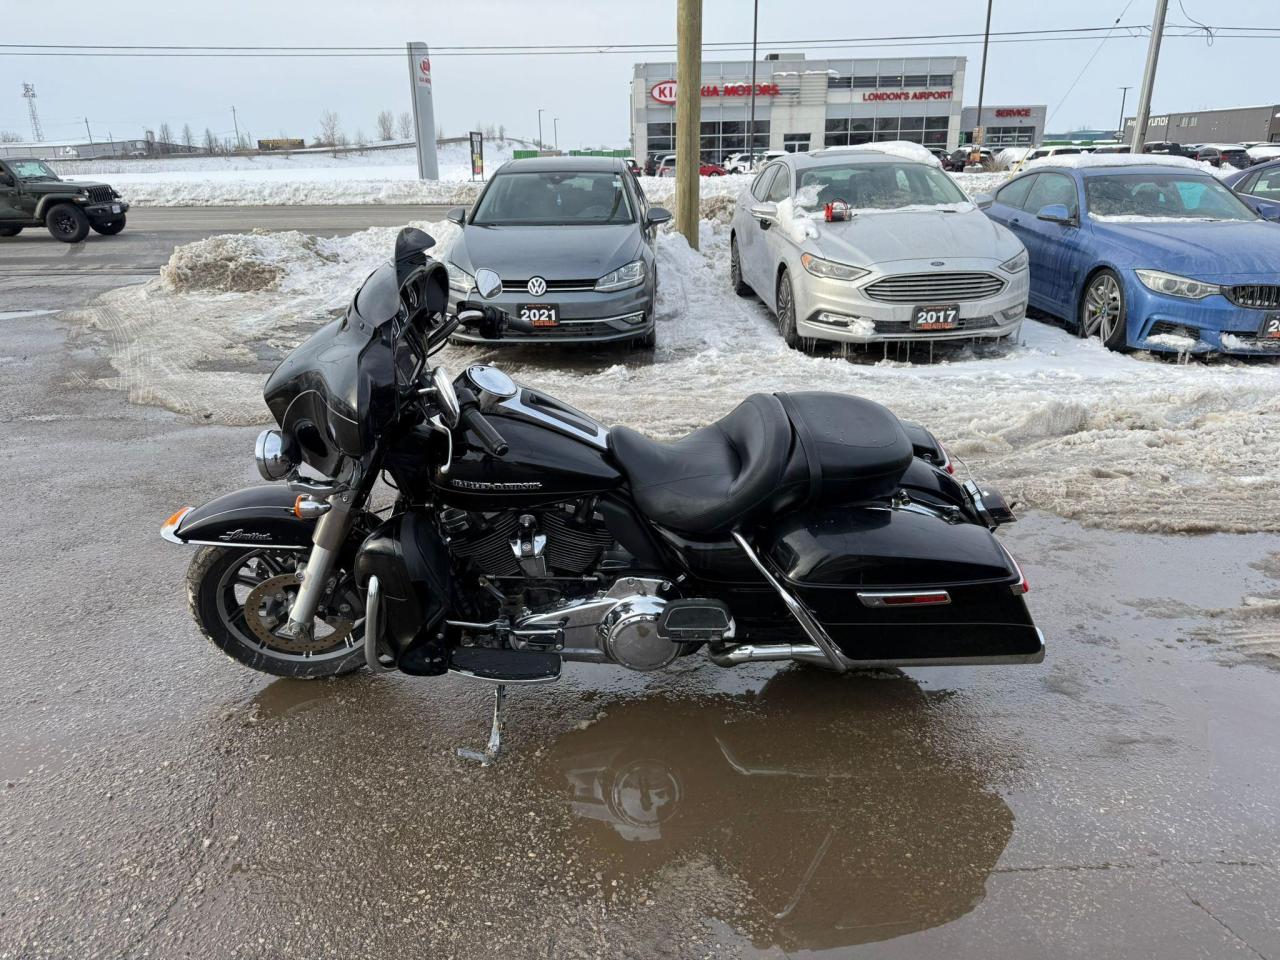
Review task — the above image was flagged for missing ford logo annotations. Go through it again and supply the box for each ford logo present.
[931,261,945,267]
[527,276,547,296]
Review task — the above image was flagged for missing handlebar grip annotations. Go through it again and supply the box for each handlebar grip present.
[460,405,509,457]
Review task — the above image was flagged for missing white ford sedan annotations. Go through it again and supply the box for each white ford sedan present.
[730,145,1029,351]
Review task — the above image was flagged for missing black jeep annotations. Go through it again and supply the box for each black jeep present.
[0,157,129,243]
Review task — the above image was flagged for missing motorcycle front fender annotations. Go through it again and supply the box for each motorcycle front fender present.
[160,485,314,552]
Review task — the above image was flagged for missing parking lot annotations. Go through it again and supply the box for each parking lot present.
[3,103,1280,959]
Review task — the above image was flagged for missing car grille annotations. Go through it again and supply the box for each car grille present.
[85,186,115,204]
[1148,321,1201,339]
[872,315,1000,334]
[1224,285,1280,310]
[863,272,1006,303]
[502,279,596,293]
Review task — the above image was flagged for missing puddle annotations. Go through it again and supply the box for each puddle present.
[245,677,342,720]
[535,668,1014,952]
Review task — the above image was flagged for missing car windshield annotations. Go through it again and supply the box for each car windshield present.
[10,159,58,181]
[1085,173,1258,221]
[795,162,968,210]
[471,171,634,226]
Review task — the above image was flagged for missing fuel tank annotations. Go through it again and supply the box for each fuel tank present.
[431,383,623,509]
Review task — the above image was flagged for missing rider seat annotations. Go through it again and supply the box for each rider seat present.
[608,392,913,536]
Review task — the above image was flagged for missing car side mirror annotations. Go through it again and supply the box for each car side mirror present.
[446,206,466,225]
[645,206,672,227]
[0,174,13,188]
[750,201,778,221]
[973,193,994,210]
[473,268,502,300]
[1036,203,1075,225]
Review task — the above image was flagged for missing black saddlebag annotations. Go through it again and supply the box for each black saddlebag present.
[764,503,1043,665]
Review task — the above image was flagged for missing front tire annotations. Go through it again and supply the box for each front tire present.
[729,235,753,296]
[776,269,803,350]
[1079,268,1129,351]
[45,203,89,243]
[187,545,366,678]
[91,216,126,236]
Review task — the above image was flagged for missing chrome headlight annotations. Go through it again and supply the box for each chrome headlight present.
[254,429,298,481]
[999,251,1028,273]
[1135,269,1220,300]
[445,261,475,294]
[596,259,646,292]
[800,253,869,281]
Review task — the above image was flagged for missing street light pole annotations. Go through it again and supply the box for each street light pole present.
[537,108,545,151]
[748,0,759,162]
[1130,0,1169,153]
[1116,86,1132,138]
[971,0,993,162]
[231,105,241,151]
[554,117,559,151]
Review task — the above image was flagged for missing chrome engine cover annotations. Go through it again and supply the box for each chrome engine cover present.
[514,577,678,671]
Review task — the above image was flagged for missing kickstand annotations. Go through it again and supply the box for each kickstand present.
[457,684,506,766]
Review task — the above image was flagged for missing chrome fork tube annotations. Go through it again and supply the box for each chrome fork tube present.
[285,492,353,639]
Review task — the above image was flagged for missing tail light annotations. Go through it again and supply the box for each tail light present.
[938,442,956,475]
[1007,552,1030,595]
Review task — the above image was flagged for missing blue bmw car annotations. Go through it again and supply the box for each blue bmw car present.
[977,160,1280,355]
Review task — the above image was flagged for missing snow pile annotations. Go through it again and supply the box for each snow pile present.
[68,215,1280,535]
[1026,152,1204,172]
[161,231,334,293]
[815,141,943,167]
[1247,145,1280,163]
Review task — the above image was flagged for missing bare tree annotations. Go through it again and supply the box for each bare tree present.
[0,129,23,143]
[498,123,506,142]
[181,124,194,150]
[202,127,218,155]
[318,109,342,156]
[354,129,367,155]
[376,110,394,141]
[157,122,173,153]
[397,111,413,139]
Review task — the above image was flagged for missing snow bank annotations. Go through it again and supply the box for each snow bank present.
[1247,145,1280,163]
[1026,152,1204,172]
[66,216,1280,535]
[814,140,943,167]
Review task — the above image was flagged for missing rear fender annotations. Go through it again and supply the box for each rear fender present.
[161,485,314,552]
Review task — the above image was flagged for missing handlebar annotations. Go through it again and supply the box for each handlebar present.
[456,302,537,337]
[454,386,509,457]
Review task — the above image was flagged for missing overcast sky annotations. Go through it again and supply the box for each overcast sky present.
[1,0,1275,147]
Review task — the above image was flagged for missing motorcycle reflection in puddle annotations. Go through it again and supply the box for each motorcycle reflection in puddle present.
[537,668,1014,952]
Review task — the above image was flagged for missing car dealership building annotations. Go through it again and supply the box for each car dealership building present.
[631,52,1046,161]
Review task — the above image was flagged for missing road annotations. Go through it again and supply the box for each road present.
[1,302,1278,959]
[0,204,456,314]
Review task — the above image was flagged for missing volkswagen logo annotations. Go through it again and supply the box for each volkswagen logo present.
[526,276,547,297]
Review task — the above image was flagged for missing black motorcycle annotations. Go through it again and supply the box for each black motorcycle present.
[162,228,1042,761]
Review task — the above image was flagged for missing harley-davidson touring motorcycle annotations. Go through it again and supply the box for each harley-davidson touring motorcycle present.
[162,228,1043,761]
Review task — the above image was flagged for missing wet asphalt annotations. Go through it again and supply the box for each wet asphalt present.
[2,293,1280,956]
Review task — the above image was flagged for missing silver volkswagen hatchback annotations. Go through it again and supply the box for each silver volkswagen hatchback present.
[730,146,1029,352]
[445,157,670,349]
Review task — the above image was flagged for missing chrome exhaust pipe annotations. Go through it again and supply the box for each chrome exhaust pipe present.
[708,643,835,668]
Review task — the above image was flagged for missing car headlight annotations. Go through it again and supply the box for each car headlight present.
[999,251,1028,273]
[800,253,869,281]
[445,261,475,294]
[596,259,646,292]
[254,429,299,481]
[1134,269,1220,300]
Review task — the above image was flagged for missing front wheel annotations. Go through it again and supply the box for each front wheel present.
[776,269,803,350]
[1079,269,1129,351]
[45,203,90,243]
[186,545,366,678]
[729,235,753,296]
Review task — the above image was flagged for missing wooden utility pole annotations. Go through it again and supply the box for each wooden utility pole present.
[675,0,702,249]
[1130,0,1169,153]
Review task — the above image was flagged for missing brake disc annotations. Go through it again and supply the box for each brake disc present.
[243,572,354,654]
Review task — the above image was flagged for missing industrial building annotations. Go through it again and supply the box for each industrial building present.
[0,137,194,160]
[1123,104,1280,146]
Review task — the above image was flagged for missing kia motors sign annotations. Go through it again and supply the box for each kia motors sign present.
[406,40,439,180]
[650,80,782,104]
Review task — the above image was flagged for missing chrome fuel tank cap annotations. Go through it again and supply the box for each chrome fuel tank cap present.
[466,364,518,403]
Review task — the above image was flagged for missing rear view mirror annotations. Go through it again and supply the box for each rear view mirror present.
[446,207,466,225]
[973,193,994,210]
[750,201,778,221]
[1036,203,1074,225]
[473,268,502,300]
[0,173,13,188]
[645,206,672,227]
